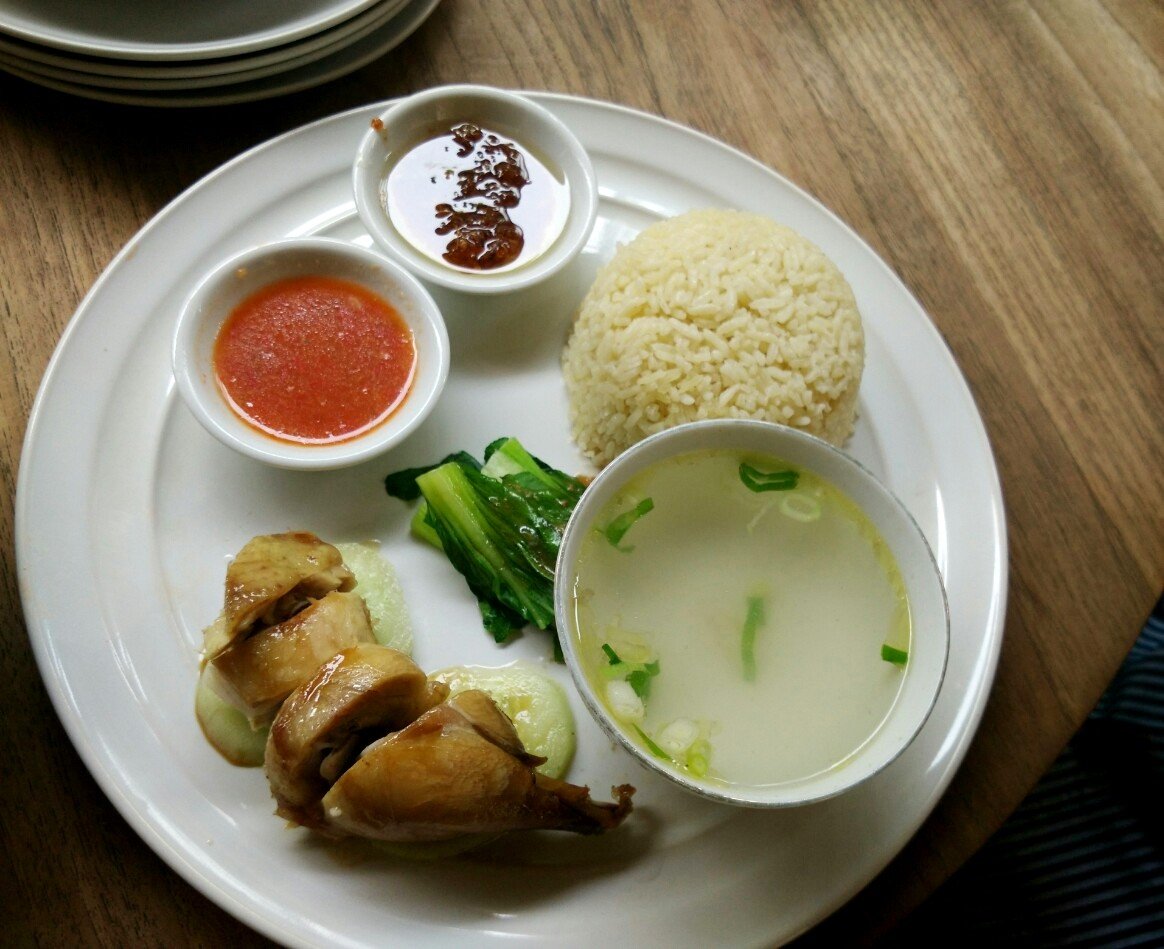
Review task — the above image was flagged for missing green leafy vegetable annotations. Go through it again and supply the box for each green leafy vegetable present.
[601,498,654,549]
[881,644,909,666]
[384,438,587,648]
[739,462,799,493]
[740,595,766,681]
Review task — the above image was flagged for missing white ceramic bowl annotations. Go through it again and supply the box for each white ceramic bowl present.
[352,84,598,294]
[555,419,950,808]
[171,237,449,470]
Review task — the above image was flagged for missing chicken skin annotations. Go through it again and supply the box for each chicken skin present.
[206,591,375,724]
[265,644,448,827]
[318,687,634,842]
[202,531,355,665]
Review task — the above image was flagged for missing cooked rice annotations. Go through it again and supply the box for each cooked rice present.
[561,208,864,466]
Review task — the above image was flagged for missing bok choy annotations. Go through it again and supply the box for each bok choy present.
[384,437,587,649]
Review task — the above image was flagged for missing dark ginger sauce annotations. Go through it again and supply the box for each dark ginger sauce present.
[383,122,569,273]
[433,123,528,269]
[213,275,416,445]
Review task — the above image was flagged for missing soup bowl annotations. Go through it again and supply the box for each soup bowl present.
[554,419,949,808]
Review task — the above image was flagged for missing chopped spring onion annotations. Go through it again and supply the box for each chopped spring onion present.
[739,462,799,493]
[600,643,660,699]
[881,644,909,666]
[633,724,672,761]
[606,678,645,723]
[779,491,822,522]
[601,497,654,549]
[685,738,711,778]
[657,718,700,757]
[740,595,766,681]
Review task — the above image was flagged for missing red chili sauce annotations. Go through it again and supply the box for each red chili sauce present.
[213,275,416,445]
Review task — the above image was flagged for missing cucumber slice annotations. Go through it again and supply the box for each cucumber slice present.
[195,667,268,767]
[335,541,413,654]
[428,663,576,779]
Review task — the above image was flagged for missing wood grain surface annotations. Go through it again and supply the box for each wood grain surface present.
[1,1,1160,945]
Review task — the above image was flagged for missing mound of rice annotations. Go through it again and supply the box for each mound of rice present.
[561,208,864,466]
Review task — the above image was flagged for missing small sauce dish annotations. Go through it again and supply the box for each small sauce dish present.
[172,237,449,470]
[555,419,950,808]
[353,84,598,295]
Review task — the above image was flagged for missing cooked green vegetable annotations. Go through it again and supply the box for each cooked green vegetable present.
[194,669,268,767]
[740,595,766,681]
[881,643,909,665]
[739,462,799,493]
[384,437,587,648]
[335,541,413,654]
[428,663,576,779]
[601,497,654,549]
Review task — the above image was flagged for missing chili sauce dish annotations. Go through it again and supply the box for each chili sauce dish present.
[352,84,598,294]
[171,237,449,470]
[555,418,950,808]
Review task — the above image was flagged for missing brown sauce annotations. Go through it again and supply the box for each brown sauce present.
[382,122,569,274]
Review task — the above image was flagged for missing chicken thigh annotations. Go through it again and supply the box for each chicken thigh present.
[320,688,634,842]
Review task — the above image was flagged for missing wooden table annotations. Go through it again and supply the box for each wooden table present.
[2,1,1160,945]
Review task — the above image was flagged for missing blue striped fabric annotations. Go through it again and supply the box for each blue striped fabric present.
[887,599,1164,947]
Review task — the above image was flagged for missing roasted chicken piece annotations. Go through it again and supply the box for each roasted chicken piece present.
[202,531,355,665]
[265,644,448,827]
[319,688,635,842]
[205,590,375,725]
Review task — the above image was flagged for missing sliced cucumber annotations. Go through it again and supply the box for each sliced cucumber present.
[335,541,413,655]
[195,667,268,767]
[428,662,576,779]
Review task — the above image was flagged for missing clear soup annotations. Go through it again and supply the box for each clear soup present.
[569,448,911,789]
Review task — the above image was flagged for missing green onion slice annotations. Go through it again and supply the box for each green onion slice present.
[740,595,766,681]
[601,497,654,549]
[633,724,672,761]
[881,644,909,666]
[739,462,799,493]
[601,643,621,665]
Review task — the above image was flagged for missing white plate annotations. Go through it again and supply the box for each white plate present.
[0,0,410,91]
[16,95,1007,947]
[0,0,380,61]
[0,0,409,81]
[0,0,439,106]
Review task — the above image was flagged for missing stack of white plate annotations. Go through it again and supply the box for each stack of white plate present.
[0,0,440,106]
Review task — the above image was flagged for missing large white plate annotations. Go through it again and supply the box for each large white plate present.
[0,0,380,61]
[16,95,1007,947]
[0,0,439,106]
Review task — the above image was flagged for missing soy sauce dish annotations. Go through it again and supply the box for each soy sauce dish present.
[171,237,449,470]
[353,84,598,294]
[555,419,950,808]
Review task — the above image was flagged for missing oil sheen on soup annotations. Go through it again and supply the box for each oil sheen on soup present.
[569,449,911,789]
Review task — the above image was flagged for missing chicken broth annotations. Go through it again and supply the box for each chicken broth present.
[569,449,911,788]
